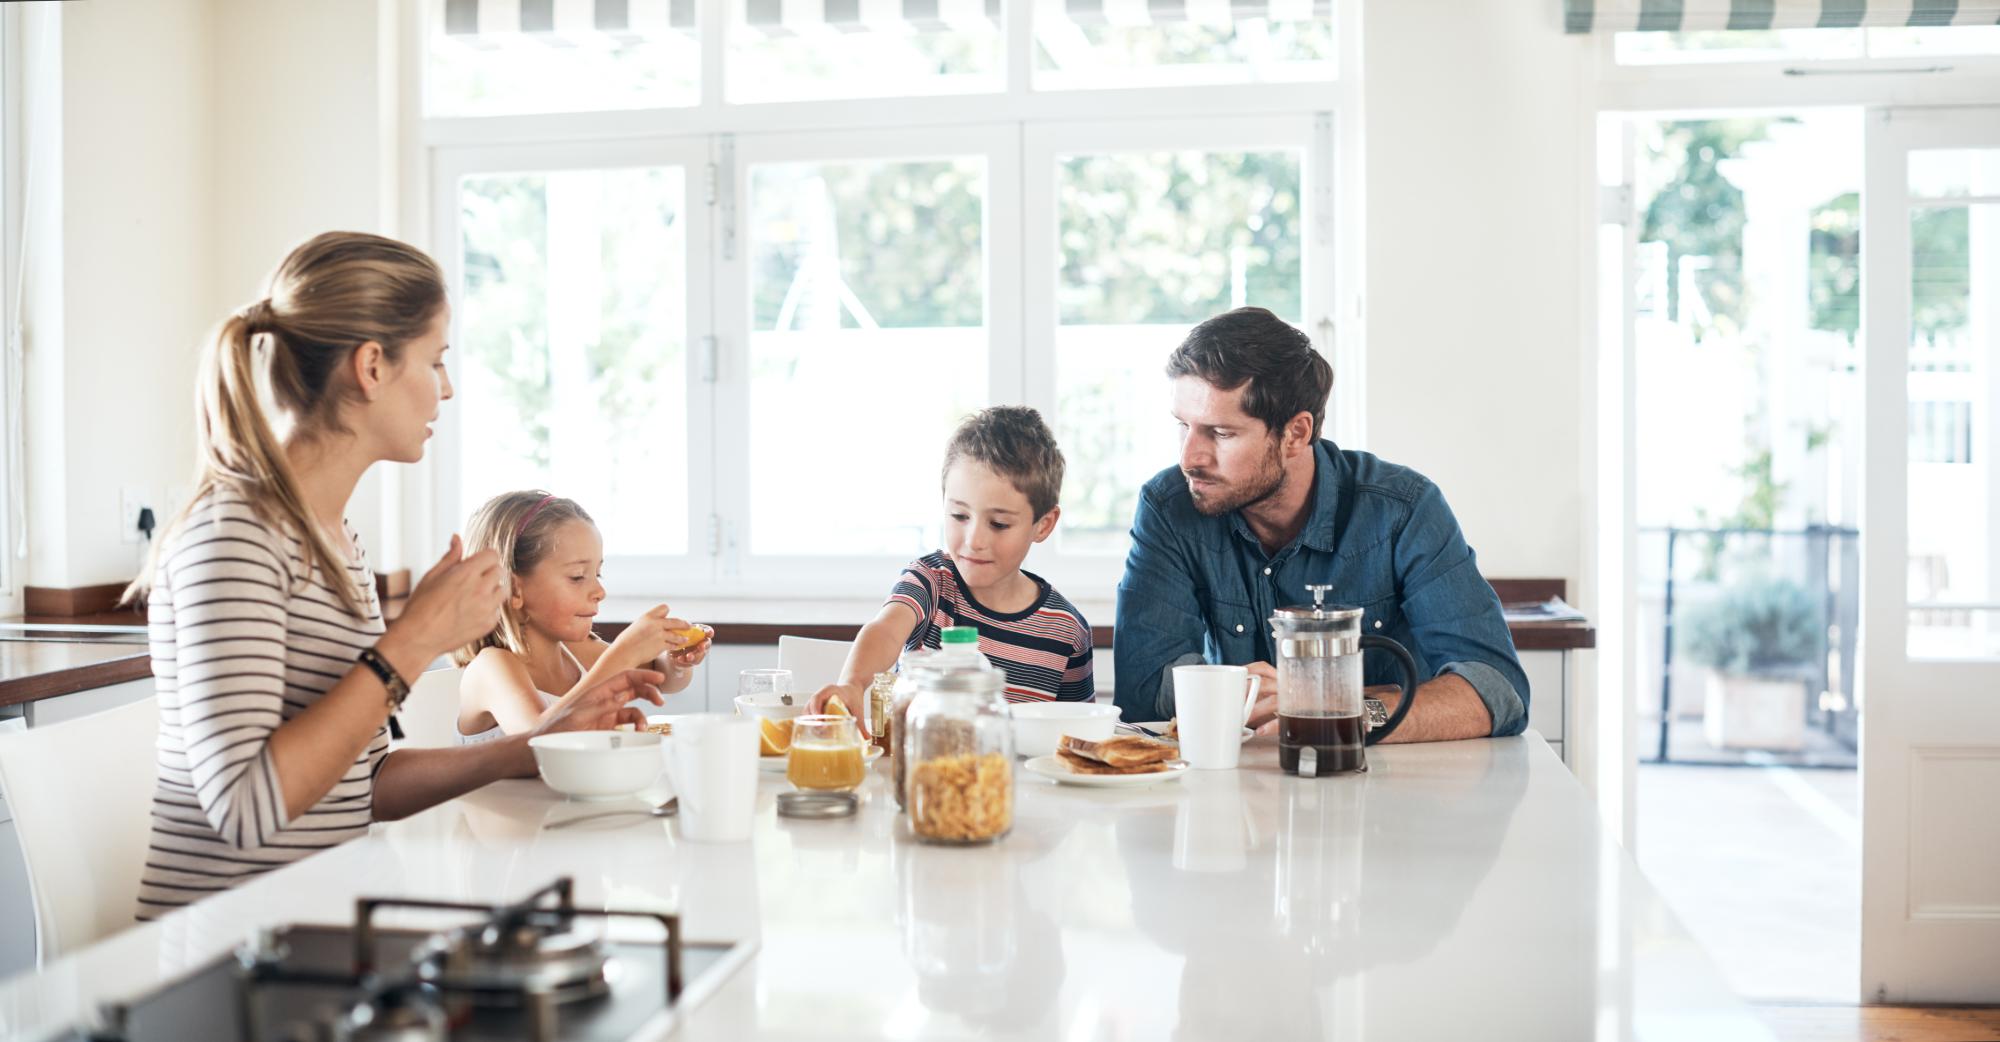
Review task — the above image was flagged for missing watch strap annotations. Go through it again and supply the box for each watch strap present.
[357,646,411,712]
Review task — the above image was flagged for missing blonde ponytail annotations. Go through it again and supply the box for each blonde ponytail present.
[125,232,447,617]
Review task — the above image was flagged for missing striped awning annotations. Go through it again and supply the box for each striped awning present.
[441,0,1325,36]
[1564,0,2000,33]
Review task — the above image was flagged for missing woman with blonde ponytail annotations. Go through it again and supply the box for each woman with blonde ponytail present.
[129,232,665,919]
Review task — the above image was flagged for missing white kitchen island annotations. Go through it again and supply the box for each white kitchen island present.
[0,733,1771,1041]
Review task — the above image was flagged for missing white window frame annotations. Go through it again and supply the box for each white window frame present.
[1022,112,1338,598]
[412,0,1360,603]
[428,136,718,596]
[714,122,1023,596]
[0,3,21,608]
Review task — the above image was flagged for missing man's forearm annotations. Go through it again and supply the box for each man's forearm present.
[373,740,531,821]
[1374,673,1491,744]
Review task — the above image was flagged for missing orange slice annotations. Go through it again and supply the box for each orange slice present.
[758,717,794,757]
[824,697,851,719]
[674,625,709,647]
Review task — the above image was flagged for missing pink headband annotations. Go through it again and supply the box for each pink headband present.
[515,494,557,537]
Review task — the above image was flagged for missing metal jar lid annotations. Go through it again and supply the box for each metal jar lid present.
[776,791,859,819]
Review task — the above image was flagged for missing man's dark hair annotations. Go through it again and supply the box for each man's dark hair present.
[1165,307,1334,440]
[941,406,1066,520]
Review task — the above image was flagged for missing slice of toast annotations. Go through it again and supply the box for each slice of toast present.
[1057,747,1173,775]
[1059,734,1179,769]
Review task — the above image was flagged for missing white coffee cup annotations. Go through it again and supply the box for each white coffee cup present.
[661,713,760,843]
[1173,664,1260,771]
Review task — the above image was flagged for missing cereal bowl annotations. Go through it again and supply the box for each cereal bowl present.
[733,692,805,724]
[528,731,664,801]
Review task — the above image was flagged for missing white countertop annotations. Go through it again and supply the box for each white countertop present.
[0,734,1771,1041]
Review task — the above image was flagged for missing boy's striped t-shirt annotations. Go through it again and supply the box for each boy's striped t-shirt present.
[887,551,1094,703]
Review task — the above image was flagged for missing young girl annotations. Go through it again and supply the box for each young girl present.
[453,491,712,741]
[129,233,661,919]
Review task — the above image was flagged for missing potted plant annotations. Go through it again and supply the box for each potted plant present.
[1679,574,1823,751]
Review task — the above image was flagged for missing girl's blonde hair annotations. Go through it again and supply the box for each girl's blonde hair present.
[125,232,448,617]
[451,490,595,666]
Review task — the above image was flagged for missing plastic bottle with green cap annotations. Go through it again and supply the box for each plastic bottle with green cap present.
[934,625,995,674]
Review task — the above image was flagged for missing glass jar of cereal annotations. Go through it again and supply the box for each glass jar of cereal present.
[903,669,1013,845]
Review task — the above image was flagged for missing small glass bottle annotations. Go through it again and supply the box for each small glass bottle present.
[904,668,1014,845]
[866,671,898,754]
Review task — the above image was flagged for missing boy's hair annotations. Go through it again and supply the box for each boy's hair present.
[451,490,594,666]
[1165,306,1334,441]
[940,406,1065,520]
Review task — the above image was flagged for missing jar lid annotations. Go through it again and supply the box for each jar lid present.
[940,626,979,645]
[776,791,859,819]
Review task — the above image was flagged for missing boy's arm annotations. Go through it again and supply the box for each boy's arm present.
[806,601,922,727]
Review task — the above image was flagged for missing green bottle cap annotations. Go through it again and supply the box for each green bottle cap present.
[940,626,979,644]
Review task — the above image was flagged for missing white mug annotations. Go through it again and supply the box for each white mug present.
[1173,664,1260,771]
[660,714,760,843]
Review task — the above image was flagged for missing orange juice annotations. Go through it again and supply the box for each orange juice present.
[786,740,866,792]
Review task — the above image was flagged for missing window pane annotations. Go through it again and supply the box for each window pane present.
[1907,201,1998,659]
[727,0,1001,104]
[457,168,690,555]
[1909,148,2000,201]
[747,158,987,556]
[1053,149,1304,555]
[1035,5,1334,90]
[1616,25,2000,66]
[426,0,698,116]
[1615,29,1862,65]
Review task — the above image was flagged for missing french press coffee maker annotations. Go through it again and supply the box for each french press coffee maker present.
[1270,585,1420,776]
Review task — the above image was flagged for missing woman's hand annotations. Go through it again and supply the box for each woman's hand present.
[534,669,666,736]
[381,535,505,673]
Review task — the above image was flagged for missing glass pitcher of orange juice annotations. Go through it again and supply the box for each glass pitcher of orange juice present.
[786,714,866,793]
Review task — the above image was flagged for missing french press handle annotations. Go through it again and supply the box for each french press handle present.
[1360,634,1420,745]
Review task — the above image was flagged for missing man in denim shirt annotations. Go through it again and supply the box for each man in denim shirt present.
[1114,308,1529,741]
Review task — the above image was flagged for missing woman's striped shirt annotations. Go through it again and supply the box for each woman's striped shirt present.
[889,552,1094,703]
[136,491,388,919]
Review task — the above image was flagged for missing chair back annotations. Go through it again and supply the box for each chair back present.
[394,666,466,747]
[0,695,160,962]
[777,635,856,692]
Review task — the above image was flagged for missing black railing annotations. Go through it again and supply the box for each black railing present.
[1641,524,1860,768]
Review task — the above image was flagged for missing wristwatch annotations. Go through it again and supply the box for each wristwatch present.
[1364,698,1389,728]
[357,646,411,713]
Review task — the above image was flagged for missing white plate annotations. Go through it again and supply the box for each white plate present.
[1022,754,1189,788]
[1128,721,1255,743]
[760,745,883,772]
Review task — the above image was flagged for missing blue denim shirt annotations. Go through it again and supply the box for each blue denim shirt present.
[1113,440,1529,736]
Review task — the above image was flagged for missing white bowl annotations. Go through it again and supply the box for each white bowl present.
[733,692,805,723]
[528,731,664,801]
[1008,702,1123,759]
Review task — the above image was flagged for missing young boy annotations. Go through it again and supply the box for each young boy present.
[809,406,1094,719]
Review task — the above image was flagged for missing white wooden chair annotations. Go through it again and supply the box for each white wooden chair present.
[0,695,159,962]
[777,635,856,693]
[393,666,465,748]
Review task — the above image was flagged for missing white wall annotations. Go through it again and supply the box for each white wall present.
[23,0,214,590]
[19,0,406,590]
[210,0,404,563]
[1360,0,1594,589]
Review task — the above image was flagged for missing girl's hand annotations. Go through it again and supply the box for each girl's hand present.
[668,624,713,669]
[606,604,678,670]
[396,535,506,659]
[534,669,666,736]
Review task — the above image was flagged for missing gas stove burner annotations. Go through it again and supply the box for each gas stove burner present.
[420,916,612,1006]
[333,982,448,1042]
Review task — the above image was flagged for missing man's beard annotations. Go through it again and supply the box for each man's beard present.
[1185,439,1286,517]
